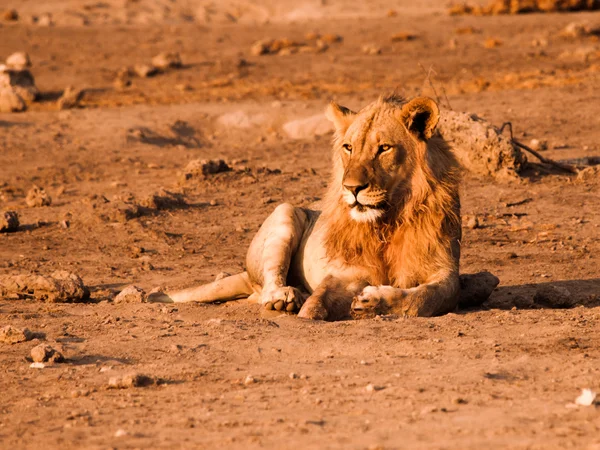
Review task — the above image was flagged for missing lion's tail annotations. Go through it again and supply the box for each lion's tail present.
[147,272,254,303]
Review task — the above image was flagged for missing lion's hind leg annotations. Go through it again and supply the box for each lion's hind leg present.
[246,203,310,312]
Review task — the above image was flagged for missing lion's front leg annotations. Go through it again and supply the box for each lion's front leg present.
[351,271,460,318]
[246,203,310,312]
[298,276,367,321]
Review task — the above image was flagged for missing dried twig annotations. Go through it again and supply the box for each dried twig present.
[418,63,442,105]
[495,122,578,174]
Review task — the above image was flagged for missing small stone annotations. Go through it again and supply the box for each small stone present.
[251,39,271,56]
[528,139,548,151]
[289,372,298,379]
[108,373,155,389]
[37,13,53,27]
[0,211,19,233]
[57,86,84,110]
[134,64,158,78]
[6,52,31,70]
[361,44,381,55]
[114,429,128,437]
[391,32,417,42]
[2,9,18,21]
[113,285,146,304]
[30,362,45,369]
[180,159,231,182]
[366,384,384,392]
[215,272,231,281]
[464,215,480,229]
[151,52,182,70]
[0,326,33,344]
[30,344,64,363]
[26,185,52,207]
[244,375,256,385]
[484,38,502,48]
[575,388,597,406]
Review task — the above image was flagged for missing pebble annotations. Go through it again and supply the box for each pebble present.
[151,52,182,70]
[134,64,158,78]
[108,373,155,389]
[365,383,384,392]
[244,375,256,385]
[57,86,84,110]
[464,215,480,229]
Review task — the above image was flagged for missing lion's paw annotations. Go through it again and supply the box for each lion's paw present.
[262,286,306,313]
[351,286,389,319]
[297,298,328,321]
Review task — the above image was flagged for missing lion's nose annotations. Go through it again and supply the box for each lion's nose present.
[344,182,369,197]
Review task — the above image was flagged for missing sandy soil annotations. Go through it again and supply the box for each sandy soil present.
[1,1,600,449]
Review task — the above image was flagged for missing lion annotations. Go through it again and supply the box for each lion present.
[148,95,499,320]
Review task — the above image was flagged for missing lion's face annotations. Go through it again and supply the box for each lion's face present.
[326,96,440,223]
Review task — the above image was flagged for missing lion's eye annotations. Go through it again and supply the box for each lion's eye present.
[378,144,393,154]
[342,144,352,153]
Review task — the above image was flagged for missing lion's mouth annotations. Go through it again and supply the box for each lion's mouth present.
[350,202,383,211]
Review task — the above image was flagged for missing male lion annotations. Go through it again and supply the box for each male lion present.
[149,95,499,320]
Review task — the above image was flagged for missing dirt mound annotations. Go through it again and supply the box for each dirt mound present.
[0,271,89,302]
[449,0,600,15]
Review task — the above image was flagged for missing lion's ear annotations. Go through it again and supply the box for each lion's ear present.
[398,97,440,140]
[325,102,356,132]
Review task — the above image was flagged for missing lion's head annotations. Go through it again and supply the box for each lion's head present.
[325,95,442,223]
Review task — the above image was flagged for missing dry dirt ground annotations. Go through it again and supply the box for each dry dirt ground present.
[1,1,600,449]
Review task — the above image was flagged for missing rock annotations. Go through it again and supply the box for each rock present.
[25,185,52,207]
[251,39,272,56]
[321,33,343,43]
[366,384,384,392]
[391,32,417,42]
[216,110,268,129]
[108,373,155,389]
[6,52,31,70]
[0,87,26,113]
[114,285,146,303]
[533,285,575,308]
[151,52,182,70]
[575,388,597,406]
[559,22,590,39]
[282,114,333,140]
[2,9,18,21]
[463,215,480,229]
[0,271,90,303]
[0,67,39,103]
[437,110,528,179]
[528,138,548,151]
[57,86,84,110]
[139,189,187,210]
[576,166,600,181]
[361,44,382,55]
[244,375,256,385]
[0,326,33,344]
[458,271,500,307]
[484,38,503,48]
[30,344,64,363]
[134,64,158,78]
[180,159,231,182]
[215,272,231,281]
[37,13,54,27]
[0,211,19,233]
